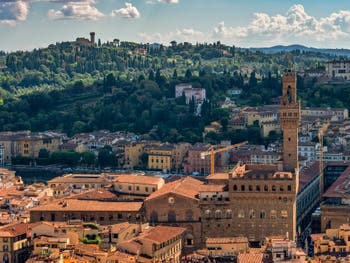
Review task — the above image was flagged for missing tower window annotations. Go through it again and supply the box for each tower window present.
[260,211,266,219]
[288,138,291,142]
[233,185,237,191]
[241,185,245,191]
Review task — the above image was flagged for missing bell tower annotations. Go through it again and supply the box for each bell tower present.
[280,70,300,172]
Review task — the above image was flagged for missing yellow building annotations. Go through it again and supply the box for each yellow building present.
[0,222,30,263]
[124,142,146,169]
[311,224,350,256]
[33,236,70,255]
[0,131,64,163]
[148,145,174,172]
[114,174,165,196]
[117,226,186,263]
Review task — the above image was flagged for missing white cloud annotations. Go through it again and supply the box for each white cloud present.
[158,0,179,3]
[47,1,104,20]
[112,2,140,19]
[0,1,28,26]
[138,28,207,43]
[212,4,350,46]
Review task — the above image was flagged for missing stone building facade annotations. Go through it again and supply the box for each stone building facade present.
[199,70,300,243]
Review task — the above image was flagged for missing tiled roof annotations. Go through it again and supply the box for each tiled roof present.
[145,177,203,201]
[115,174,164,185]
[139,226,186,244]
[30,199,143,212]
[48,174,108,184]
[67,188,118,200]
[237,252,263,263]
[323,165,350,198]
[206,237,248,244]
[298,162,320,192]
[207,173,229,180]
[199,184,227,192]
[0,222,28,237]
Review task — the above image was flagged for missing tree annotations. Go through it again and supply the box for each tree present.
[81,152,96,167]
[98,146,116,167]
[38,149,50,159]
[139,152,148,169]
[249,71,257,88]
[105,73,116,87]
[148,70,155,81]
[185,69,192,78]
[172,69,178,79]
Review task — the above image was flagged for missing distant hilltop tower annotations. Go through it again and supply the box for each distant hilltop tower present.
[90,32,95,45]
[280,69,300,172]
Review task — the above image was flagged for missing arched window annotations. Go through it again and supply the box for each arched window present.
[233,185,238,191]
[241,185,245,191]
[238,209,245,218]
[260,211,266,219]
[272,185,276,192]
[150,212,158,223]
[280,185,284,192]
[186,210,194,221]
[281,210,288,219]
[249,209,255,219]
[185,233,194,247]
[270,210,277,219]
[215,210,222,219]
[205,210,211,219]
[248,185,253,191]
[288,185,292,191]
[264,185,268,191]
[226,210,232,219]
[256,185,260,191]
[168,211,176,223]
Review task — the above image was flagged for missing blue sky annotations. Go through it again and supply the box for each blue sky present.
[1,0,350,51]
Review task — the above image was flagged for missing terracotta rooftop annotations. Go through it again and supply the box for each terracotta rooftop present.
[115,174,164,185]
[139,225,186,244]
[199,184,227,192]
[298,162,320,192]
[48,174,108,184]
[206,237,248,244]
[0,222,29,237]
[323,165,350,199]
[145,177,203,201]
[237,252,263,263]
[30,199,143,212]
[207,173,229,180]
[67,188,118,200]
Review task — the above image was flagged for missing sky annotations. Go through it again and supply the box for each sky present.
[1,0,350,51]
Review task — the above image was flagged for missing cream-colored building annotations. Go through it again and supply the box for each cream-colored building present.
[0,222,30,263]
[0,131,64,163]
[117,225,186,263]
[33,236,69,255]
[206,237,248,257]
[48,173,109,193]
[326,60,350,80]
[123,142,147,169]
[311,224,350,256]
[113,174,165,196]
[148,145,174,172]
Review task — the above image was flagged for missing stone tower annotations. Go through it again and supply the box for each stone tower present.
[280,70,300,172]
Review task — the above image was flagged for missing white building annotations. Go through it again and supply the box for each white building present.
[326,60,350,80]
[298,142,317,162]
[175,84,206,104]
